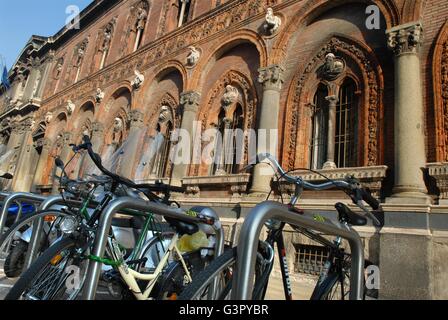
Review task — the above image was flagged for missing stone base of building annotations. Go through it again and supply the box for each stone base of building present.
[176,197,448,299]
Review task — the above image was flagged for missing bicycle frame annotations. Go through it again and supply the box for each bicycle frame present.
[82,197,225,300]
[109,233,193,300]
[231,201,364,300]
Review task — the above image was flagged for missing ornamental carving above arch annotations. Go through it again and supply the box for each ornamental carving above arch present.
[283,36,384,170]
[146,92,181,132]
[434,21,448,162]
[191,70,258,176]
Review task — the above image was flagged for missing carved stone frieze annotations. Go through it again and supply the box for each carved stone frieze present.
[41,0,278,109]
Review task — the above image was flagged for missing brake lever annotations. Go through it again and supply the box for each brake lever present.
[356,200,383,228]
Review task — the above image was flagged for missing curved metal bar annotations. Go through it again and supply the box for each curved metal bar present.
[231,201,364,300]
[0,192,47,236]
[0,191,10,201]
[82,197,219,300]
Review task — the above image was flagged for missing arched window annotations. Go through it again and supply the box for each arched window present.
[132,1,149,52]
[310,84,329,170]
[309,78,359,169]
[177,0,192,27]
[211,108,226,175]
[212,104,244,175]
[155,120,173,178]
[335,78,358,168]
[229,104,244,174]
[72,39,88,83]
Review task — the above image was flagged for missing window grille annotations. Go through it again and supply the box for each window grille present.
[294,244,330,276]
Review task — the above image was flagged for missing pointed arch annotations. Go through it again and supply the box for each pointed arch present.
[272,0,400,64]
[282,35,384,170]
[192,70,258,176]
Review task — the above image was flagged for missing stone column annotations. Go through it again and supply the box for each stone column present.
[35,58,53,99]
[80,122,105,177]
[250,64,284,195]
[11,119,38,192]
[51,132,74,194]
[91,122,106,153]
[119,110,144,179]
[323,95,339,169]
[31,138,52,191]
[171,91,201,186]
[386,21,430,203]
[5,121,23,154]
[215,117,233,175]
[23,68,41,101]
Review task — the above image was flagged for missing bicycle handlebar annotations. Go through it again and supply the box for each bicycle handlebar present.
[79,135,185,198]
[257,153,383,227]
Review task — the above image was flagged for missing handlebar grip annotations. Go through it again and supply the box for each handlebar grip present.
[361,188,380,210]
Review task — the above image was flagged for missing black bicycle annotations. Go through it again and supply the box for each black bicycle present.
[179,154,384,300]
[5,136,218,300]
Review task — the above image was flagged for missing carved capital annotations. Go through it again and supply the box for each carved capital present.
[63,132,74,144]
[325,95,339,107]
[180,91,201,113]
[92,122,105,135]
[258,65,284,91]
[130,110,144,127]
[427,163,448,201]
[34,137,51,150]
[387,22,423,55]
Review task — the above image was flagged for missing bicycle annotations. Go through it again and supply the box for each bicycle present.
[5,136,223,300]
[179,153,384,300]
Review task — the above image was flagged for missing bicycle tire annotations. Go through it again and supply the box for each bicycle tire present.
[0,209,69,258]
[3,240,28,278]
[310,272,342,300]
[311,257,369,300]
[5,237,84,300]
[178,247,236,300]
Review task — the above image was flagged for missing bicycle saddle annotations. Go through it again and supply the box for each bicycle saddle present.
[164,216,199,236]
[335,202,367,226]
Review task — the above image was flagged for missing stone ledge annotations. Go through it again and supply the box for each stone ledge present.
[182,174,251,198]
[427,162,448,204]
[276,166,388,197]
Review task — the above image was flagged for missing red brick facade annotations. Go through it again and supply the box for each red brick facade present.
[1,0,448,198]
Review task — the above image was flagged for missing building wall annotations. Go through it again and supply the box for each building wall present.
[1,0,448,299]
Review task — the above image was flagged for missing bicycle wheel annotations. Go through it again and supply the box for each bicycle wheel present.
[0,210,69,277]
[310,255,365,300]
[178,247,236,300]
[5,236,89,300]
[178,247,269,300]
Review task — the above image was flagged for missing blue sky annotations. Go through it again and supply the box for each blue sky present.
[0,0,92,69]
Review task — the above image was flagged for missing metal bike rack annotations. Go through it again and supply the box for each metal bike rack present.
[0,191,10,200]
[23,195,84,269]
[0,192,47,237]
[82,197,225,300]
[231,201,365,300]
